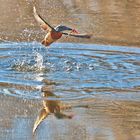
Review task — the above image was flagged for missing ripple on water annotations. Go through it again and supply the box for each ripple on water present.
[0,42,140,102]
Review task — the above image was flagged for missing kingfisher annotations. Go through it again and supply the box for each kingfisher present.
[33,7,92,47]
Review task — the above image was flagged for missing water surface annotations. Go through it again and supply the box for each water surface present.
[0,42,140,140]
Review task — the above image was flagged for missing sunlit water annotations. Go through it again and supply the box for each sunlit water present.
[0,42,140,101]
[0,42,140,140]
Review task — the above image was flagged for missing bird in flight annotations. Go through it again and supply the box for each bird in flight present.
[33,7,92,47]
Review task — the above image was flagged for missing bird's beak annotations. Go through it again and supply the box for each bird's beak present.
[64,28,79,38]
[65,26,79,34]
[71,29,79,34]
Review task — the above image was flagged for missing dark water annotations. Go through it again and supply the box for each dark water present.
[0,42,140,140]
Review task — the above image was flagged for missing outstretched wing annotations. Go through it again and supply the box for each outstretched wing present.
[33,7,54,32]
[63,32,92,39]
[33,108,49,134]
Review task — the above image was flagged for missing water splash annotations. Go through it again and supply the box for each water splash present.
[34,52,45,70]
[1,42,140,102]
[11,48,48,72]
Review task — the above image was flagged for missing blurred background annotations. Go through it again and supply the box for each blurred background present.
[1,0,140,46]
[0,1,140,140]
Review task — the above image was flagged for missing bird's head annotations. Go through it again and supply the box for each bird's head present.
[55,25,79,33]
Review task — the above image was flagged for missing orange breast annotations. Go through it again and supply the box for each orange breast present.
[51,32,62,40]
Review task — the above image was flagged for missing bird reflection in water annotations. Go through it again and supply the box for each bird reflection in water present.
[33,90,73,134]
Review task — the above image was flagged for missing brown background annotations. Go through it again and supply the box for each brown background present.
[0,0,140,46]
